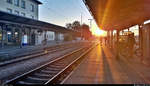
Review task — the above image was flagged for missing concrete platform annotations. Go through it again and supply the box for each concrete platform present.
[62,44,150,84]
[0,41,86,62]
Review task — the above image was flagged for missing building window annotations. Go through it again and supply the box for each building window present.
[7,8,12,13]
[31,15,34,19]
[14,0,19,6]
[30,4,34,12]
[7,0,13,4]
[21,0,25,9]
[21,12,25,17]
[14,10,19,15]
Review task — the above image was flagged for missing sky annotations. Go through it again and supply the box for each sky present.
[39,0,94,27]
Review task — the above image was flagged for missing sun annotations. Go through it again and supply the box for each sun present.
[89,21,107,37]
[95,29,107,36]
[91,28,107,37]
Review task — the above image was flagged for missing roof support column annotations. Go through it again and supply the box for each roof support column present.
[1,24,5,48]
[106,30,109,46]
[19,26,23,48]
[139,24,143,60]
[109,30,112,48]
[139,25,142,50]
[44,30,47,45]
[55,32,59,42]
[28,28,32,45]
[107,30,111,47]
[12,26,15,45]
[110,30,113,48]
[116,30,120,59]
[107,30,109,46]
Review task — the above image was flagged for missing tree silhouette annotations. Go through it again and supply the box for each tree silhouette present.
[65,21,92,40]
[66,23,72,29]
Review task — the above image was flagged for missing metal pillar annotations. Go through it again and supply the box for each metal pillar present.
[128,28,130,32]
[109,30,112,47]
[1,24,5,48]
[107,30,109,46]
[139,24,143,57]
[12,27,15,44]
[106,30,109,45]
[116,30,120,59]
[55,32,59,42]
[110,30,113,48]
[44,30,47,40]
[107,30,111,47]
[19,27,22,48]
[44,30,47,45]
[28,28,32,45]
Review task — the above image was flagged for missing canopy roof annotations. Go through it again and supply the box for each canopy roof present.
[0,11,75,33]
[84,0,150,30]
[31,0,42,4]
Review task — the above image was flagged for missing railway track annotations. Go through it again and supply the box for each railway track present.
[3,43,98,85]
[0,42,85,66]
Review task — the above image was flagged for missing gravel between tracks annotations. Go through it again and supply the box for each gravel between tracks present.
[0,45,88,83]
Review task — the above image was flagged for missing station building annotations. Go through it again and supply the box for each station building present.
[0,0,41,20]
[0,0,75,48]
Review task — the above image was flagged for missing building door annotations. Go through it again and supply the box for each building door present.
[7,31,12,43]
[14,30,19,45]
[5,27,14,45]
[31,33,35,45]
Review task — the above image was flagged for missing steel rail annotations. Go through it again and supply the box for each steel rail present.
[0,43,81,67]
[3,43,94,85]
[45,43,98,84]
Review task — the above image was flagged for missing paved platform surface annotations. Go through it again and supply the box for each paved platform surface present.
[63,44,150,84]
[0,41,84,60]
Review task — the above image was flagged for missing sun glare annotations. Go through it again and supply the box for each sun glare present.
[91,28,107,37]
[89,20,107,37]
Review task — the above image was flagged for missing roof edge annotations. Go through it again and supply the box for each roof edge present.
[31,0,42,4]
